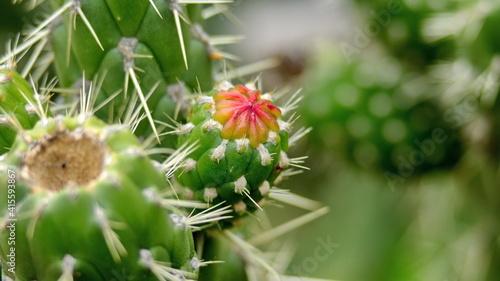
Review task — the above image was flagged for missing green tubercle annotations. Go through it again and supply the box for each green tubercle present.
[174,81,301,228]
[0,68,40,155]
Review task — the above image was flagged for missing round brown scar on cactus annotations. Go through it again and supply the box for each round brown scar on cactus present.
[22,131,109,191]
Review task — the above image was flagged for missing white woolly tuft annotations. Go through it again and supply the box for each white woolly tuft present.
[233,201,247,213]
[178,123,195,135]
[211,139,228,162]
[267,131,279,145]
[236,138,250,152]
[259,181,271,196]
[202,119,223,132]
[278,120,292,133]
[215,80,234,91]
[183,158,197,172]
[257,144,272,166]
[204,187,218,202]
[234,176,248,193]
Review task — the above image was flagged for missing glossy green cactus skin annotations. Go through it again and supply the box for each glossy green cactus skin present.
[198,232,248,281]
[301,45,462,177]
[175,82,292,227]
[48,0,214,138]
[0,69,39,155]
[0,116,197,280]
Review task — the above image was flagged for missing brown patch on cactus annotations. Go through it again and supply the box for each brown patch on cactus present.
[22,131,108,191]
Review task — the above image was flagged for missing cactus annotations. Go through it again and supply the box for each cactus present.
[421,0,500,161]
[1,0,234,142]
[0,1,329,281]
[174,81,307,227]
[0,68,41,155]
[351,0,456,70]
[300,43,462,179]
[0,115,205,280]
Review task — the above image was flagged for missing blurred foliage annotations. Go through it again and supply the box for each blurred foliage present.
[299,43,462,179]
[280,0,500,281]
[352,0,458,71]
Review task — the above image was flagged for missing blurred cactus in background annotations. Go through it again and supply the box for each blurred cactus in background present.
[351,0,457,71]
[300,43,462,181]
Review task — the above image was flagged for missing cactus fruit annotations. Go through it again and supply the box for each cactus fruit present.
[0,68,40,155]
[174,81,304,227]
[300,44,462,179]
[0,115,200,280]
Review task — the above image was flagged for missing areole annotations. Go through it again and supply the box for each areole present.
[21,130,109,191]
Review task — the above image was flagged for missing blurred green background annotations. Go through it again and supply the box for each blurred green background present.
[2,0,499,280]
[207,0,500,280]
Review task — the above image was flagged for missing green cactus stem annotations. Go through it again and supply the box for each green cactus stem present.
[0,68,41,155]
[174,81,308,227]
[0,115,200,280]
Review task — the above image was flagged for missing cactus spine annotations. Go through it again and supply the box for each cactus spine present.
[0,115,203,280]
[0,1,327,280]
[174,81,306,227]
[0,68,41,154]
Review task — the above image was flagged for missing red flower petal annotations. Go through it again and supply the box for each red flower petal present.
[213,85,282,148]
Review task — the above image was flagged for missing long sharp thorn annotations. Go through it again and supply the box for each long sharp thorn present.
[21,37,48,78]
[26,1,72,39]
[124,71,129,99]
[66,15,74,67]
[0,30,49,65]
[127,68,160,142]
[243,190,263,211]
[149,0,163,19]
[76,7,104,50]
[173,9,189,69]
[93,89,122,114]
